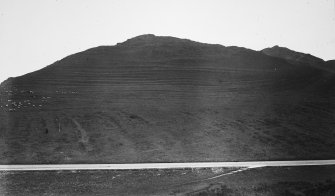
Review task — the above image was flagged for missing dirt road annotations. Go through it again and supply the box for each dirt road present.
[1,160,335,171]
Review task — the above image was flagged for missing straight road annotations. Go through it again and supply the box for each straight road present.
[1,160,335,171]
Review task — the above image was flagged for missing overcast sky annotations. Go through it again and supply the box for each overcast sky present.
[0,0,334,82]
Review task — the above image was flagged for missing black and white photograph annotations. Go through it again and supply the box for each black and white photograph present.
[1,0,335,195]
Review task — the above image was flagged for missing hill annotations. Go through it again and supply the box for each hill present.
[0,34,335,163]
[261,45,324,66]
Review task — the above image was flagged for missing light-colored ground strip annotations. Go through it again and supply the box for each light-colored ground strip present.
[1,160,335,171]
[206,167,253,180]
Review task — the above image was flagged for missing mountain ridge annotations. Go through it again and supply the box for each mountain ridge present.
[261,45,325,65]
[2,34,334,86]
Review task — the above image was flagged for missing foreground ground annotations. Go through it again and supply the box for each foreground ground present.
[1,90,335,163]
[1,165,335,195]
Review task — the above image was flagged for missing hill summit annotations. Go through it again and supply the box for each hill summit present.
[261,45,324,66]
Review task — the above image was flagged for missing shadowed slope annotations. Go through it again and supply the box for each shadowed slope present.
[261,45,324,66]
[0,35,335,163]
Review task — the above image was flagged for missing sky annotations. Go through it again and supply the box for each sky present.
[0,0,335,83]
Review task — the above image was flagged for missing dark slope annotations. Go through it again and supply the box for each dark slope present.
[261,45,335,73]
[261,45,324,66]
[323,60,335,72]
[1,35,335,163]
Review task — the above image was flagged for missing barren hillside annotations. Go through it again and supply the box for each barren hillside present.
[1,34,335,163]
